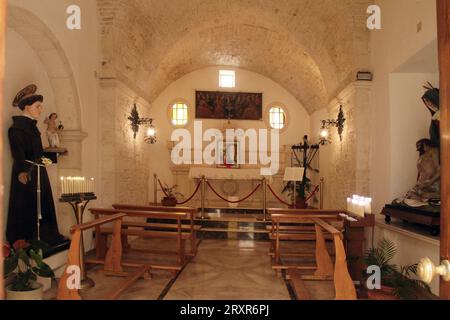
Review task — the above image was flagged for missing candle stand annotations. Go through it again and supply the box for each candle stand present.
[59,193,97,290]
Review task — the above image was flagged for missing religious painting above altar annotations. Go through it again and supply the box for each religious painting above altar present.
[195,91,263,120]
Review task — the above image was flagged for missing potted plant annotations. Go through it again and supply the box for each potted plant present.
[160,183,183,207]
[362,238,431,300]
[282,177,312,209]
[3,239,55,300]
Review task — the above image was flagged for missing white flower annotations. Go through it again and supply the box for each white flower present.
[41,157,53,166]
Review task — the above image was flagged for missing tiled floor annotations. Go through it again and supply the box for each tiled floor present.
[45,239,335,300]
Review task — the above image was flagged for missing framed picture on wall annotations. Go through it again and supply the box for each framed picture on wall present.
[217,141,240,169]
[195,91,262,120]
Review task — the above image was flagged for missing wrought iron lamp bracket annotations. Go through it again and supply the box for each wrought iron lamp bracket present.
[320,105,346,142]
[128,104,154,140]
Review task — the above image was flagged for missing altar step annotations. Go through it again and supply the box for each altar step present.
[196,211,270,240]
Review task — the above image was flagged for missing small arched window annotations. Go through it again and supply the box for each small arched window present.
[269,106,286,129]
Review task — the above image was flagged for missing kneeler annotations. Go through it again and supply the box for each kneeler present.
[57,213,150,300]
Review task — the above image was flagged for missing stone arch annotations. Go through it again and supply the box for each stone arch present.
[98,0,370,114]
[7,5,81,130]
[146,24,329,114]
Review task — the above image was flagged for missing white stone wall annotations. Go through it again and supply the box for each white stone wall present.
[99,79,151,207]
[317,82,372,209]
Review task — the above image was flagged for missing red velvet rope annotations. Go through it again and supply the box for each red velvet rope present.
[267,184,291,207]
[206,180,261,203]
[158,179,202,205]
[305,185,320,202]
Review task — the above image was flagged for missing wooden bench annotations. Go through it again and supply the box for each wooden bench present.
[57,213,151,300]
[283,217,356,300]
[89,208,195,273]
[112,204,200,256]
[268,210,344,264]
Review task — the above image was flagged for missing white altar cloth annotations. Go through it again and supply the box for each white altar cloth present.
[189,167,267,180]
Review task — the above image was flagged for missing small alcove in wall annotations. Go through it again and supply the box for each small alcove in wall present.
[376,38,441,295]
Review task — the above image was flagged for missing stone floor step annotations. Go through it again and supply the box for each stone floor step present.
[200,227,269,234]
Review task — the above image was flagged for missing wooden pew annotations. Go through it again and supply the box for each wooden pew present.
[268,210,344,265]
[112,204,200,255]
[57,213,151,300]
[269,212,356,300]
[89,208,194,273]
[284,218,356,300]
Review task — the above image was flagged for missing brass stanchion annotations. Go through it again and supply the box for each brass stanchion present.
[320,178,324,210]
[262,177,267,222]
[199,176,209,220]
[153,173,158,205]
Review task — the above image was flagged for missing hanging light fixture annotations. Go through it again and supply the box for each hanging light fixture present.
[128,103,156,144]
[319,105,346,144]
[144,120,157,144]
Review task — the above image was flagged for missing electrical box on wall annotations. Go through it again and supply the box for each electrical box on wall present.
[357,71,373,81]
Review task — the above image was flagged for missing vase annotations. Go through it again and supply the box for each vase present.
[366,286,398,300]
[6,283,43,300]
[162,197,177,207]
[294,197,307,209]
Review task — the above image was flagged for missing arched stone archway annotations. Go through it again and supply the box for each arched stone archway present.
[6,5,87,239]
[7,5,86,171]
[97,0,370,114]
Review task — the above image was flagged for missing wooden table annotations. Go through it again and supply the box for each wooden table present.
[381,204,440,236]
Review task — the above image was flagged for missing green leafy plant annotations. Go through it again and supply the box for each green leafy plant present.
[363,238,431,299]
[282,177,312,200]
[161,183,184,200]
[3,240,55,292]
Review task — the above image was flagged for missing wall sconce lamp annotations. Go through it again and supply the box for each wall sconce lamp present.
[128,104,156,144]
[319,105,346,144]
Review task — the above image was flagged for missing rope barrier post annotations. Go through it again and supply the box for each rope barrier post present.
[200,175,209,220]
[262,177,267,222]
[320,178,324,210]
[153,174,158,205]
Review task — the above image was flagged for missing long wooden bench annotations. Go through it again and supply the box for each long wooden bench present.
[112,204,200,256]
[268,210,344,264]
[285,217,356,300]
[89,208,195,273]
[57,213,151,300]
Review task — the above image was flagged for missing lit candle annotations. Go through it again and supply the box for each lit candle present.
[351,199,358,215]
[364,198,372,214]
[357,200,365,217]
[347,198,351,212]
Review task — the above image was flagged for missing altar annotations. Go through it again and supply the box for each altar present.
[189,167,268,181]
[167,143,291,211]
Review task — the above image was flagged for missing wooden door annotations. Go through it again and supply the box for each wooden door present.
[0,0,7,300]
[437,0,450,299]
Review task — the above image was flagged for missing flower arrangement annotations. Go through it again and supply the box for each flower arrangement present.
[161,183,184,206]
[3,240,55,292]
[40,156,53,166]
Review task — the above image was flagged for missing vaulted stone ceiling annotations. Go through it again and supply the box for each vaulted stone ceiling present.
[97,0,371,114]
